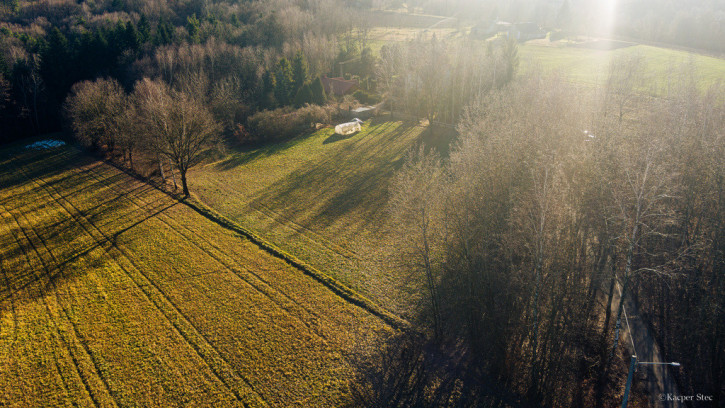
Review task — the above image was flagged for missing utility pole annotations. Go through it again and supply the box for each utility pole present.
[621,357,681,408]
[621,355,637,408]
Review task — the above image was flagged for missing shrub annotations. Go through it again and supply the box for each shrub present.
[548,30,567,42]
[294,83,313,107]
[245,104,337,143]
[352,89,380,105]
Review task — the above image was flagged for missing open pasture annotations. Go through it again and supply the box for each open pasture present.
[189,120,443,315]
[519,41,725,92]
[0,142,391,407]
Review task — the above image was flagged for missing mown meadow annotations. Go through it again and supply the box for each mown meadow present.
[0,141,393,407]
[189,119,450,317]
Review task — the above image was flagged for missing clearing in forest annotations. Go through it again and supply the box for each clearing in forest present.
[0,141,392,407]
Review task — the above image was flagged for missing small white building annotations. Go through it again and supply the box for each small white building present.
[335,118,363,135]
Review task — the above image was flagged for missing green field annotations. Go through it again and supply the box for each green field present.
[519,41,725,91]
[188,119,441,316]
[0,142,392,407]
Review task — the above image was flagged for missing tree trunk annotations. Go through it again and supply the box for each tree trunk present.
[181,170,190,197]
[530,257,541,400]
[168,158,178,190]
[602,257,617,341]
[158,155,166,181]
[609,270,630,364]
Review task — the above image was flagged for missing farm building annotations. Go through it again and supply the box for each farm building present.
[321,76,359,96]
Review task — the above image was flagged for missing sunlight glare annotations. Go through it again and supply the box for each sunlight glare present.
[600,0,619,37]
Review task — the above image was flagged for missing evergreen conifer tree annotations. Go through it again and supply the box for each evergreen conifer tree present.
[310,77,327,105]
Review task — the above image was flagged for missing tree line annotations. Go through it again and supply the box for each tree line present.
[65,77,218,196]
[382,0,725,53]
[376,36,519,125]
[371,59,724,406]
[0,0,370,143]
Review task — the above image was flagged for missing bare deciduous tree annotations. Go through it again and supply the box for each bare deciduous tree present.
[133,78,220,196]
[64,77,126,152]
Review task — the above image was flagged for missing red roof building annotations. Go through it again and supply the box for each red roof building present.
[321,76,359,96]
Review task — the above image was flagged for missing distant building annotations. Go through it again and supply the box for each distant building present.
[471,20,545,42]
[321,76,359,96]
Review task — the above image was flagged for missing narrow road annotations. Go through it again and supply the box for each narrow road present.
[612,282,682,407]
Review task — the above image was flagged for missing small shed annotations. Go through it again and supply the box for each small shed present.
[335,119,363,135]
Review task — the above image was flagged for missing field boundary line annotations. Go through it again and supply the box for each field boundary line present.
[80,165,331,342]
[248,202,359,260]
[184,195,409,330]
[98,151,410,331]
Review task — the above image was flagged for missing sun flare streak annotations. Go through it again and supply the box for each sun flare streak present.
[600,0,619,37]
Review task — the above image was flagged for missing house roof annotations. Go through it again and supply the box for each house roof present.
[321,77,358,96]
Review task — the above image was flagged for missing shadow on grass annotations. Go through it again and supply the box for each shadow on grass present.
[323,131,359,144]
[215,129,320,171]
[246,121,420,235]
[0,148,71,193]
[415,125,459,159]
[345,330,529,408]
[0,147,175,306]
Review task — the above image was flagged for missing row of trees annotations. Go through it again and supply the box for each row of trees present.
[64,77,219,196]
[377,36,519,124]
[379,61,724,406]
[387,0,724,53]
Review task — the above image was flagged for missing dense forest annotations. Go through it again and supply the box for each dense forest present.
[366,63,725,406]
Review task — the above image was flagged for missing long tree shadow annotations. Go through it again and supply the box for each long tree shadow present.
[215,129,319,170]
[247,121,421,233]
[323,131,359,144]
[0,146,176,307]
[346,330,531,408]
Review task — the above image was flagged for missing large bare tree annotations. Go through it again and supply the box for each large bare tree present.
[133,78,220,196]
[64,77,126,152]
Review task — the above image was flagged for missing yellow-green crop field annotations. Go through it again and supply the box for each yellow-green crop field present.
[189,120,439,316]
[0,142,392,407]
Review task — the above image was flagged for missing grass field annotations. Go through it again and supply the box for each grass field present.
[0,142,393,407]
[519,40,725,92]
[188,119,447,317]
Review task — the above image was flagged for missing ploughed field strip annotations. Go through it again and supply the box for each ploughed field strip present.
[0,145,391,407]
